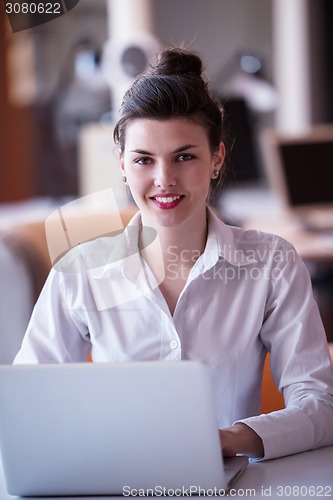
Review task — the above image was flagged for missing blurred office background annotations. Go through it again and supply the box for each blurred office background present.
[0,0,333,361]
[2,0,333,201]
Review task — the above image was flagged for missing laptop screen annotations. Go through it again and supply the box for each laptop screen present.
[262,126,333,210]
[280,140,333,206]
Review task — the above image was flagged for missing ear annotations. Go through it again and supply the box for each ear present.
[211,142,226,178]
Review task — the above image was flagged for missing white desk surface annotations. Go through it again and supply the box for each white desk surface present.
[243,214,333,262]
[0,446,332,499]
[219,187,333,262]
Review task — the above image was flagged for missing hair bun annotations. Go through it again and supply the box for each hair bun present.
[153,48,203,77]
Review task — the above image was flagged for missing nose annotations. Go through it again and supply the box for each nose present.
[154,162,177,188]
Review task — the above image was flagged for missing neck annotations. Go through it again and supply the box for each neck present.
[141,209,208,272]
[160,225,207,264]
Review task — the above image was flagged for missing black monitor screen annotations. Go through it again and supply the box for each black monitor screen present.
[221,97,262,185]
[280,141,333,206]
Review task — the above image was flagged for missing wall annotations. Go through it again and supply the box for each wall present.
[0,10,36,202]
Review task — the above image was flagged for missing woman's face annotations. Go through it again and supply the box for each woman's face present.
[120,117,225,230]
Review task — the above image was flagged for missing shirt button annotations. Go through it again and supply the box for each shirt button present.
[170,340,179,349]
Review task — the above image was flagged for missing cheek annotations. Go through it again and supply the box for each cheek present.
[126,171,149,197]
[190,164,214,186]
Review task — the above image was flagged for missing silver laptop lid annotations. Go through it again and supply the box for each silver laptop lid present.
[0,361,228,496]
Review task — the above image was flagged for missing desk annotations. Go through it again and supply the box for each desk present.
[218,187,333,262]
[0,447,332,499]
[243,213,333,263]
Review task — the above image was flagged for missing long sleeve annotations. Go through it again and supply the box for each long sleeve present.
[236,241,333,459]
[14,266,92,364]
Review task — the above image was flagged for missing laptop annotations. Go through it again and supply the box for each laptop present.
[261,125,333,231]
[0,361,248,497]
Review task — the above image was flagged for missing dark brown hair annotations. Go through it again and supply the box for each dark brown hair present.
[113,47,227,197]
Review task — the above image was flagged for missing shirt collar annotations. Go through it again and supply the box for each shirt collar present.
[203,207,258,268]
[82,211,140,280]
[88,211,162,292]
[88,207,257,282]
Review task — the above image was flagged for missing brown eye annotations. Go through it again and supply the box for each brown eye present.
[135,157,152,165]
[177,154,195,162]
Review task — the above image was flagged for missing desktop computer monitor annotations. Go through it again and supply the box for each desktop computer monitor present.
[220,97,263,186]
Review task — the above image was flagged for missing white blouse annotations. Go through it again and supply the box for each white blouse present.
[14,208,333,460]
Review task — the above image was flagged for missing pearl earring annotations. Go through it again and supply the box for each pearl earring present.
[213,170,220,179]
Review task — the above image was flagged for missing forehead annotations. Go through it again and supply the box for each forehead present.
[123,118,210,151]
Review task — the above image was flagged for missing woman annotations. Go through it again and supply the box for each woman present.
[14,48,333,460]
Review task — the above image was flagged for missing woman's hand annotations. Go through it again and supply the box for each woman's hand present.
[219,423,264,458]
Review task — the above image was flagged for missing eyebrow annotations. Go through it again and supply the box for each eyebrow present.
[130,145,198,155]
